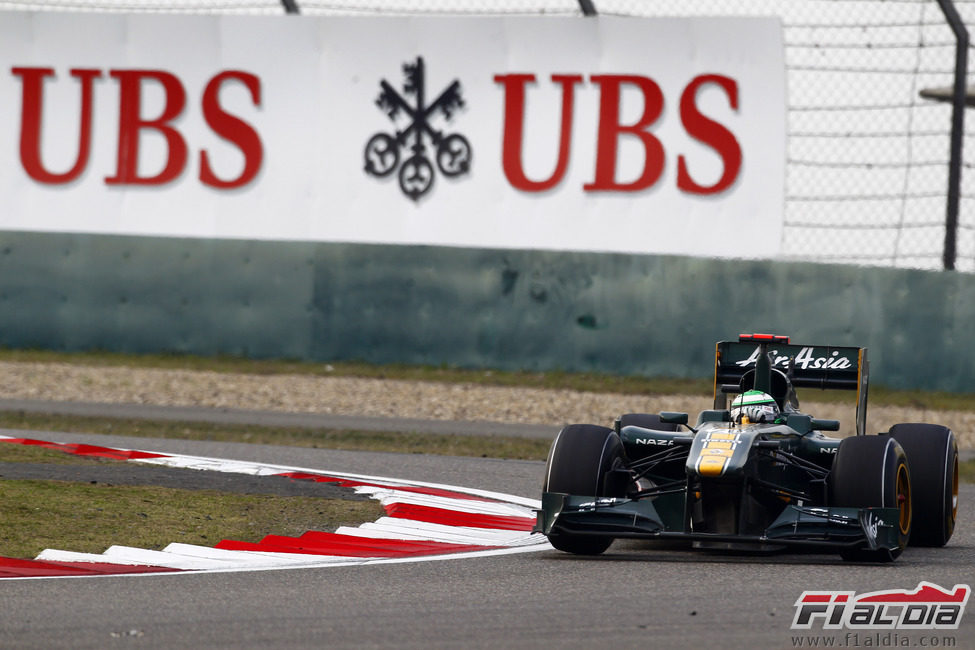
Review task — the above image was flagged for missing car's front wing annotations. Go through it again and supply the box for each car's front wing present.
[535,492,903,552]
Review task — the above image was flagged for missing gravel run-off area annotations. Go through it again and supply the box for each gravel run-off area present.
[0,362,971,450]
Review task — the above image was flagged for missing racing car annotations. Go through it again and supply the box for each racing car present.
[535,334,959,562]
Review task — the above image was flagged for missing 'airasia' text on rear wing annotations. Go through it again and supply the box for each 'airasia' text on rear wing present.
[714,334,869,436]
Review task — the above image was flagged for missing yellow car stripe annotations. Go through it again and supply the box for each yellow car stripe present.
[697,456,728,476]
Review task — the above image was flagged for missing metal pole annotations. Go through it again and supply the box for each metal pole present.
[935,0,968,270]
[578,0,597,16]
[281,0,299,14]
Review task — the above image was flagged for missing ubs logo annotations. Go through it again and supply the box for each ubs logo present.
[363,57,472,201]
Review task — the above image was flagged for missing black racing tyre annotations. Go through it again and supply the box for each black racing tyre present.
[829,435,912,562]
[618,413,679,432]
[543,424,625,555]
[889,423,958,547]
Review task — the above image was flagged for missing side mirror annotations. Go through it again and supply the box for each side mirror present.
[659,411,689,426]
[810,418,840,432]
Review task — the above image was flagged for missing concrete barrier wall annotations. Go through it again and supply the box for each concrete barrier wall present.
[0,230,970,392]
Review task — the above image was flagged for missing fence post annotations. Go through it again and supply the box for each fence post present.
[935,0,968,270]
[578,0,597,16]
[281,0,299,14]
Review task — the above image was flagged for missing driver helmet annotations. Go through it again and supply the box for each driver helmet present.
[730,390,780,424]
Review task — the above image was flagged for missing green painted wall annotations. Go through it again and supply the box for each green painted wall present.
[0,230,970,392]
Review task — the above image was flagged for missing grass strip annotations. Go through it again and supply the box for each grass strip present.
[0,478,383,560]
[0,442,384,560]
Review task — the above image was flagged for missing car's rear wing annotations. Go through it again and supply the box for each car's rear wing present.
[714,334,869,436]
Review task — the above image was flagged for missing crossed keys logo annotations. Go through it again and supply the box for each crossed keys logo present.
[363,57,472,201]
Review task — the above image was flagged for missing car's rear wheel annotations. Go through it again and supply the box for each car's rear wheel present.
[829,435,911,562]
[889,423,958,547]
[543,424,625,555]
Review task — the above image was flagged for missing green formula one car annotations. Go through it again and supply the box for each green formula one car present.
[535,334,959,562]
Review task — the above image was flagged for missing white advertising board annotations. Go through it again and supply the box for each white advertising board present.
[0,12,785,257]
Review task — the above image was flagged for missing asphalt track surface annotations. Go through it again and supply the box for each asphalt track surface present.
[1,422,974,649]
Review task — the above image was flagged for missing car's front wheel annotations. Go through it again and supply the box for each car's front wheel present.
[543,424,626,555]
[829,435,911,562]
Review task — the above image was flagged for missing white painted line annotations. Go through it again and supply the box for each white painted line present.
[361,488,536,518]
[335,522,524,544]
[101,545,247,570]
[36,549,156,565]
[347,518,540,545]
[160,543,372,565]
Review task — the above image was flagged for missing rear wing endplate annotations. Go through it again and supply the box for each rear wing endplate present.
[714,334,869,436]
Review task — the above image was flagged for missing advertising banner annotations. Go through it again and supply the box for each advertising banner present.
[0,12,785,257]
